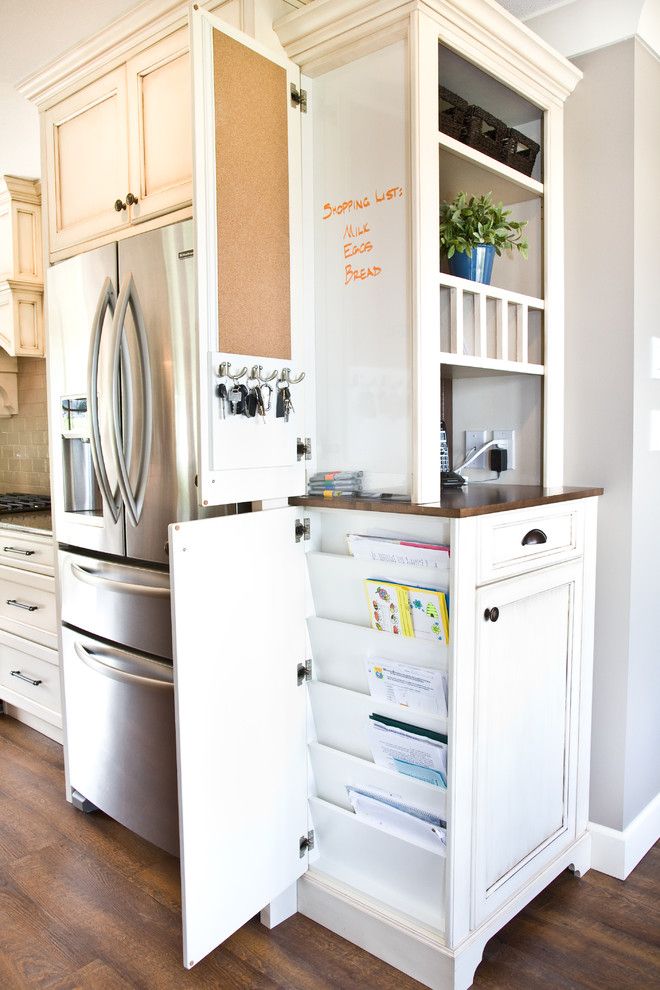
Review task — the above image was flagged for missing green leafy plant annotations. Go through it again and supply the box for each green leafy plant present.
[440,191,528,259]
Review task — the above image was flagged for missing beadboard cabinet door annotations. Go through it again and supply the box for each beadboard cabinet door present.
[44,67,131,254]
[472,560,583,927]
[126,28,193,224]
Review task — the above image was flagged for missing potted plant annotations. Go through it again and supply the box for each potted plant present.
[439,191,528,285]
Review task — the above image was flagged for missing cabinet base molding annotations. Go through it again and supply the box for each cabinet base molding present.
[298,833,592,990]
[589,793,660,881]
[1,702,63,744]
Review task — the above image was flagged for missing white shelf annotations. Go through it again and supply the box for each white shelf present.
[439,131,543,204]
[439,354,545,377]
[439,272,544,310]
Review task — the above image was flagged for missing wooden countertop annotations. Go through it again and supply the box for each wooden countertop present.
[290,485,603,518]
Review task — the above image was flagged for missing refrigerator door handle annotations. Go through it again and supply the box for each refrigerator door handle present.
[111,273,153,528]
[70,560,169,598]
[74,640,173,687]
[88,278,122,524]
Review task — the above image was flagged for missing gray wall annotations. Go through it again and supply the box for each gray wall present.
[564,39,660,830]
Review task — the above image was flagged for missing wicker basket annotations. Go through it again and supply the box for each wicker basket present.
[502,127,540,177]
[463,105,509,163]
[439,85,469,141]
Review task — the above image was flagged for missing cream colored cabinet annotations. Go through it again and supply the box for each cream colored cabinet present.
[0,176,44,357]
[44,66,133,255]
[0,529,60,741]
[43,31,192,257]
[126,28,193,224]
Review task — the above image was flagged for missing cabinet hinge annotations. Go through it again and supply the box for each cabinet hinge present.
[299,829,315,857]
[297,659,312,685]
[290,83,308,113]
[295,517,311,543]
[296,437,312,461]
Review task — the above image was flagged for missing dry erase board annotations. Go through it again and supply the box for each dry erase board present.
[213,29,291,359]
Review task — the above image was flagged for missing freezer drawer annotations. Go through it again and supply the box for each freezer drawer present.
[61,625,179,856]
[59,550,171,659]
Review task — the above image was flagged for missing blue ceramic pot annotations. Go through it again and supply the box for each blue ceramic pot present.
[449,244,495,284]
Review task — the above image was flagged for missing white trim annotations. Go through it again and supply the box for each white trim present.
[590,793,660,880]
[1,703,63,744]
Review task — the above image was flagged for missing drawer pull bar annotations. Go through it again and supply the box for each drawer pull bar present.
[521,528,547,546]
[3,546,36,556]
[6,599,39,612]
[10,670,42,686]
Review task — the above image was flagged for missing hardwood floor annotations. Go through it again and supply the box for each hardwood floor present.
[0,714,658,990]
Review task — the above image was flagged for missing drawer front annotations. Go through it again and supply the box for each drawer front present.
[0,639,61,717]
[478,503,584,583]
[0,532,55,576]
[0,565,57,646]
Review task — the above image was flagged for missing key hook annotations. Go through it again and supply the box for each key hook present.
[255,365,278,384]
[280,367,306,386]
[219,361,248,381]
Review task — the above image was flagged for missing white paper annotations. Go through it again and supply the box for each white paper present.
[348,534,449,570]
[365,658,448,717]
[347,787,446,856]
[367,717,447,787]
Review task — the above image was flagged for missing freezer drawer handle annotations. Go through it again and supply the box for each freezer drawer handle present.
[6,598,39,612]
[70,561,169,598]
[11,670,42,686]
[3,546,35,556]
[74,641,173,688]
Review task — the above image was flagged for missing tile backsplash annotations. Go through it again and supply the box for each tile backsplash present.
[0,357,50,495]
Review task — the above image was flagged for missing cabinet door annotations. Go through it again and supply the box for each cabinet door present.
[191,6,306,506]
[472,561,582,926]
[126,28,193,224]
[44,67,130,255]
[170,507,309,968]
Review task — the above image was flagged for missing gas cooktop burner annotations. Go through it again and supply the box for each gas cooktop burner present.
[0,493,51,514]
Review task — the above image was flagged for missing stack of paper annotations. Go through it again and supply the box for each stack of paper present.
[348,534,450,569]
[367,713,448,788]
[365,658,448,718]
[346,785,447,856]
[308,470,364,496]
[364,579,450,643]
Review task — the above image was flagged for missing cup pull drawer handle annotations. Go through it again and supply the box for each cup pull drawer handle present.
[10,669,42,686]
[521,528,548,546]
[6,599,39,612]
[3,546,36,556]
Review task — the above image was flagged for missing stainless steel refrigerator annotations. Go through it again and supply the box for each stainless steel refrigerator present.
[48,220,209,855]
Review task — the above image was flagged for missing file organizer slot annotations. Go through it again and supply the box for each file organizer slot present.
[309,796,446,932]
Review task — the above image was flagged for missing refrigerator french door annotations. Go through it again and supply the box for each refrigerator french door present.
[48,220,198,566]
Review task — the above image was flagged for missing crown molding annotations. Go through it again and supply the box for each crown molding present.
[0,176,41,206]
[275,0,582,104]
[17,0,245,110]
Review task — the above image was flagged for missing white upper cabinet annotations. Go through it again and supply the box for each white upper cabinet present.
[44,67,131,255]
[126,28,193,224]
[0,175,44,357]
[28,1,245,261]
[192,5,307,507]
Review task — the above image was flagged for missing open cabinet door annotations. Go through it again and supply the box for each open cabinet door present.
[191,5,307,507]
[170,507,309,967]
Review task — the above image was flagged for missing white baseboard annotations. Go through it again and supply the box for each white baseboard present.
[590,792,660,880]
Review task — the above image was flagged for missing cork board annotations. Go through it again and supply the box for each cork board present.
[213,30,291,359]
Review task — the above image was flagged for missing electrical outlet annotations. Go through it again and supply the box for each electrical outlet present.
[465,429,488,469]
[493,429,516,471]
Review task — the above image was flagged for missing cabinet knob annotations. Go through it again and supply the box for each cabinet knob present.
[484,606,500,622]
[126,192,139,206]
[114,199,126,212]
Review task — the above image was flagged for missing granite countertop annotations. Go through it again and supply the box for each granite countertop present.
[0,511,53,535]
[290,485,603,518]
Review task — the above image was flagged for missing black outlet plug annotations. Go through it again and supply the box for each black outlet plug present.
[489,446,508,473]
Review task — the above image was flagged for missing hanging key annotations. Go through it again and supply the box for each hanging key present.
[228,384,247,415]
[256,385,266,422]
[216,382,229,419]
[283,386,294,422]
[245,387,259,418]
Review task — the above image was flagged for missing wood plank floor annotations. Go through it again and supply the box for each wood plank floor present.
[0,714,658,990]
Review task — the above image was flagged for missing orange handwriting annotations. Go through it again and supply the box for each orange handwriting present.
[343,223,370,239]
[323,197,372,220]
[343,240,373,259]
[345,263,382,285]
